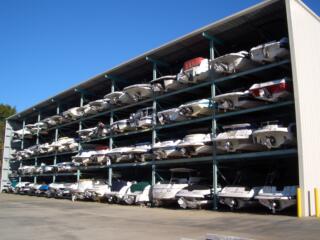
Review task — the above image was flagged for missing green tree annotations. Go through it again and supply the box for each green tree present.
[0,104,16,178]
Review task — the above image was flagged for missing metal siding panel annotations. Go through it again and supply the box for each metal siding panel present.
[286,0,320,216]
[1,121,13,191]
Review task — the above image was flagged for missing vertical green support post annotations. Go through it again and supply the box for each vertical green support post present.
[108,168,112,187]
[203,32,220,210]
[53,104,59,183]
[19,119,26,183]
[76,169,80,182]
[209,39,218,210]
[77,93,84,182]
[34,111,41,184]
[108,79,115,186]
[151,63,157,186]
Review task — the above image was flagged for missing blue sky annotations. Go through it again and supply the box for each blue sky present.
[1,0,319,112]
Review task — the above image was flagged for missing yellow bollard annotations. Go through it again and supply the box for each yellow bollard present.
[297,187,302,218]
[315,188,320,218]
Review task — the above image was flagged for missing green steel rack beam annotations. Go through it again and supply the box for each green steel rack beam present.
[81,128,152,143]
[215,100,294,119]
[216,148,298,162]
[156,116,212,130]
[106,148,297,169]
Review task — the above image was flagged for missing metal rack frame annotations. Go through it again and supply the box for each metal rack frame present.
[12,54,296,205]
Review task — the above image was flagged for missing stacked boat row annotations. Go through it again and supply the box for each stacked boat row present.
[76,77,291,143]
[11,137,78,161]
[12,38,289,140]
[17,162,77,175]
[12,120,296,165]
[3,167,297,213]
[76,122,295,166]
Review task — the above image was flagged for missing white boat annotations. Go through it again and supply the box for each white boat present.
[81,104,98,116]
[92,122,109,138]
[178,99,213,117]
[55,183,78,199]
[77,122,108,141]
[13,182,31,194]
[177,57,210,84]
[252,123,296,149]
[77,127,96,141]
[249,78,291,102]
[18,166,35,176]
[13,128,33,140]
[214,91,264,111]
[123,181,151,205]
[24,124,38,135]
[123,84,153,102]
[152,168,202,206]
[178,133,213,157]
[153,140,184,160]
[104,91,128,105]
[210,51,256,75]
[62,107,84,120]
[38,142,54,154]
[72,150,97,166]
[37,163,55,174]
[129,107,153,129]
[41,115,67,127]
[41,116,59,127]
[157,108,187,125]
[84,180,110,201]
[26,122,48,135]
[104,180,132,203]
[71,179,95,201]
[89,99,111,111]
[19,183,36,195]
[46,182,67,198]
[51,137,78,152]
[90,149,110,165]
[214,124,264,152]
[111,119,136,133]
[34,165,43,175]
[250,38,290,63]
[176,184,215,209]
[28,183,42,195]
[56,162,77,173]
[218,186,262,210]
[128,144,152,162]
[106,147,135,163]
[255,186,297,213]
[151,75,185,92]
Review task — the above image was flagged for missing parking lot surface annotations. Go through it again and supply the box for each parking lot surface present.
[0,194,320,240]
